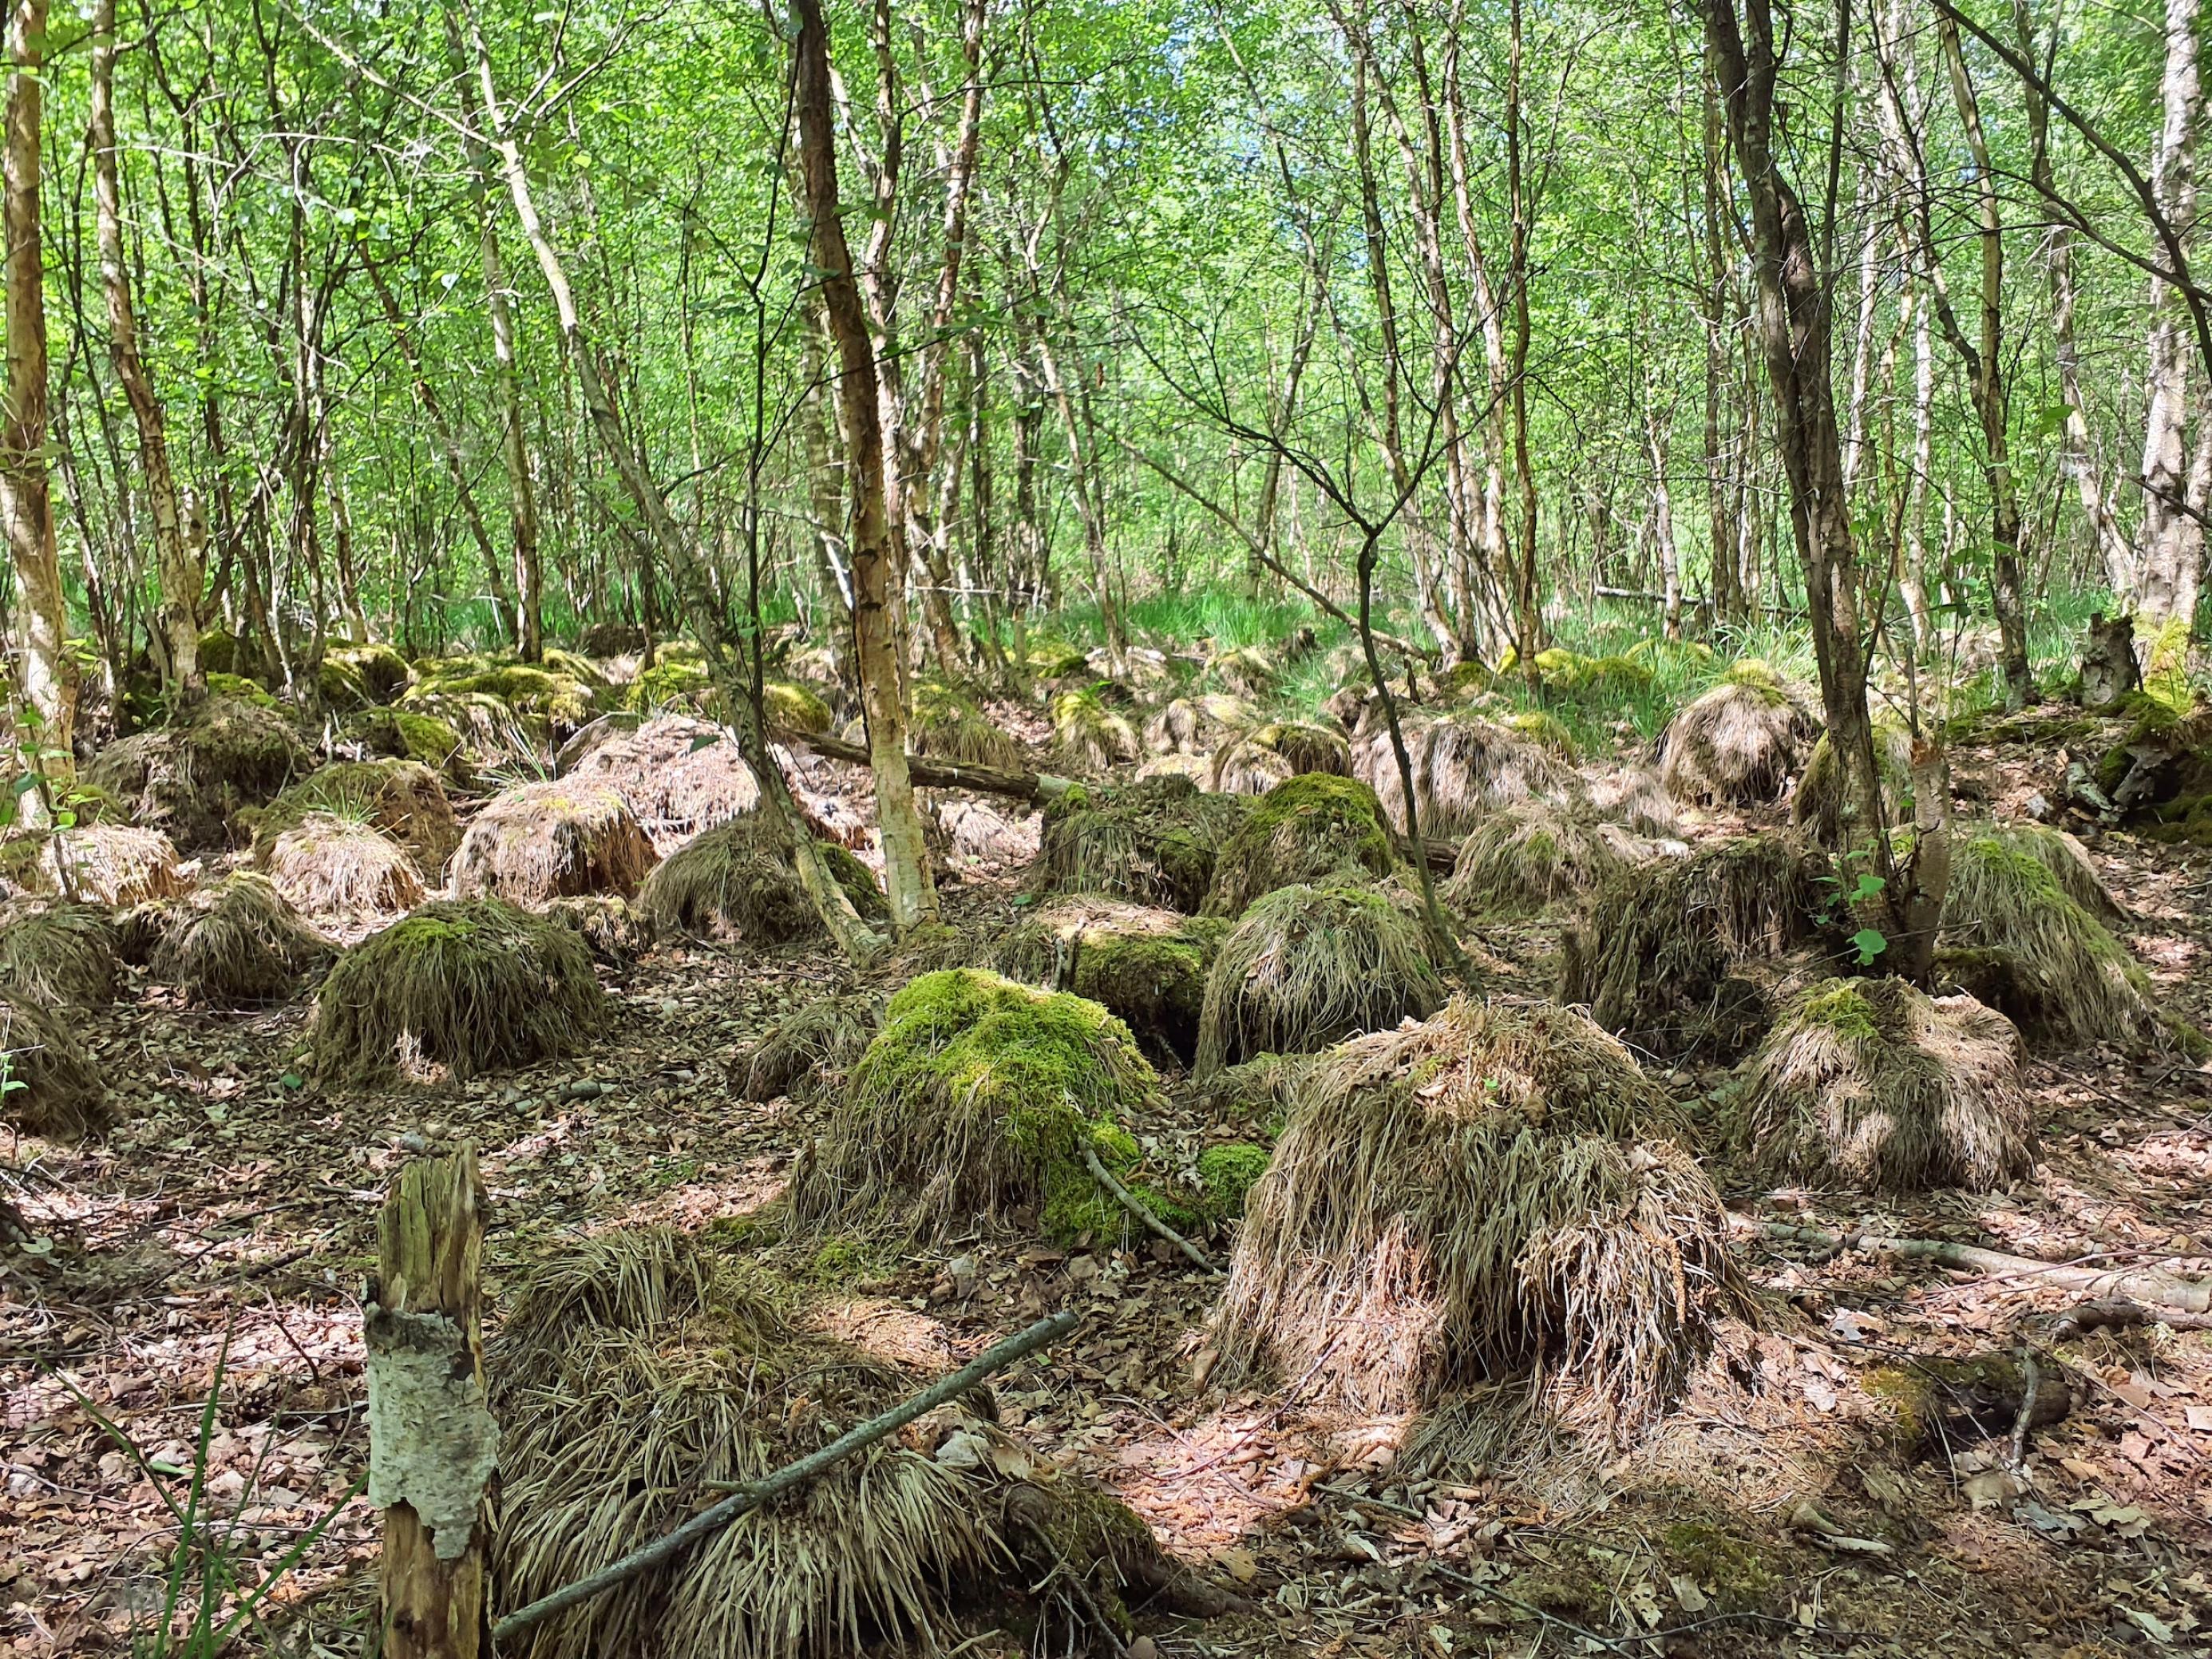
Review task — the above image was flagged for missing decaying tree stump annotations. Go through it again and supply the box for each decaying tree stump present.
[369,1144,495,1659]
[2080,612,2141,712]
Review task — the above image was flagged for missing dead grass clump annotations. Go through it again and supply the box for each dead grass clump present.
[312,897,603,1080]
[32,824,186,905]
[737,993,884,1102]
[1656,669,1816,807]
[1445,804,1637,916]
[1207,643,1279,697]
[1203,773,1399,917]
[567,715,763,853]
[87,694,309,848]
[0,994,108,1138]
[1210,721,1353,797]
[1142,697,1205,755]
[1031,774,1249,914]
[1355,711,1575,837]
[1196,882,1442,1076]
[790,968,1162,1240]
[1793,718,1915,848]
[995,898,1227,1067]
[638,814,886,943]
[1051,687,1137,773]
[1743,978,2033,1192]
[912,678,1021,771]
[1956,820,2127,925]
[1588,766,1680,837]
[0,901,119,1007]
[148,872,332,1006]
[1211,997,1737,1444]
[453,779,657,908]
[266,814,426,920]
[1935,830,2165,1049]
[927,794,1039,869]
[1559,832,1818,1058]
[248,758,459,875]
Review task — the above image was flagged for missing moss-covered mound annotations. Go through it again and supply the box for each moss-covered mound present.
[1196,883,1442,1076]
[1793,716,1916,849]
[395,689,541,767]
[790,969,1163,1240]
[21,823,186,906]
[2097,704,2211,845]
[343,707,470,782]
[995,898,1227,1067]
[906,677,1020,772]
[407,659,599,738]
[147,872,332,1007]
[87,694,309,849]
[1353,710,1575,837]
[1444,803,1639,916]
[1203,774,1398,917]
[248,758,459,877]
[619,648,714,714]
[312,898,603,1080]
[1051,687,1138,773]
[1743,978,2034,1192]
[0,901,119,1008]
[493,1227,1210,1659]
[1031,774,1249,915]
[1209,721,1352,798]
[763,678,833,734]
[638,814,885,944]
[1656,668,1817,807]
[1934,828,2170,1050]
[266,814,426,921]
[324,641,410,705]
[1206,643,1279,698]
[1211,997,1738,1448]
[0,993,108,1138]
[453,779,657,908]
[1560,831,1820,1058]
[566,715,762,854]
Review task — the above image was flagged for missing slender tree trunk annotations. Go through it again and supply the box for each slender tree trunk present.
[91,0,201,695]
[1506,0,1542,683]
[1645,378,1683,640]
[1700,61,1742,625]
[2136,0,2205,630]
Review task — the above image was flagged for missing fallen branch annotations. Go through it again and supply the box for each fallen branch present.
[491,1307,1082,1641]
[777,725,1074,805]
[1082,1144,1217,1273]
[1744,1219,2212,1313]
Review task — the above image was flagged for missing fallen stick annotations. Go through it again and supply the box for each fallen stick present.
[1082,1143,1217,1273]
[1743,1218,2212,1313]
[776,726,1075,805]
[491,1307,1081,1641]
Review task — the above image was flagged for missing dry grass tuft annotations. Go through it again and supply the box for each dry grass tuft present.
[1196,882,1442,1075]
[1031,774,1249,914]
[87,694,309,849]
[148,872,332,1006]
[1742,977,2034,1192]
[1354,710,1575,837]
[566,715,763,853]
[736,992,884,1102]
[1792,716,1916,849]
[791,968,1161,1241]
[1444,803,1639,916]
[1051,687,1138,773]
[1141,696,1207,756]
[1559,832,1818,1059]
[1588,766,1680,836]
[1203,773,1399,917]
[0,901,120,1008]
[912,679,1021,771]
[1210,720,1352,797]
[0,993,108,1138]
[1211,997,1737,1446]
[311,897,603,1080]
[1954,820,2127,925]
[1656,672,1817,807]
[28,824,188,906]
[248,758,458,875]
[266,814,426,920]
[637,814,885,944]
[453,778,657,908]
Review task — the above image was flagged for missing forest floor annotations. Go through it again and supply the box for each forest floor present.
[6,711,2212,1659]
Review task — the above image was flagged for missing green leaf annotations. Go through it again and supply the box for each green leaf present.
[1850,873,1886,901]
[1850,928,1889,965]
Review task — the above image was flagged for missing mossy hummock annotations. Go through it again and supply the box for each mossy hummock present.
[453,778,658,908]
[791,968,1164,1241]
[994,898,1226,1066]
[87,693,309,849]
[1031,774,1249,914]
[639,814,886,943]
[1202,773,1398,917]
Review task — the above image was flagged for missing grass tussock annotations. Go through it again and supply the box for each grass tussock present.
[1588,766,1680,836]
[148,872,332,1007]
[1793,718,1917,849]
[790,968,1161,1241]
[1196,883,1442,1076]
[567,715,763,853]
[1444,803,1640,916]
[1203,773,1399,917]
[637,814,885,944]
[1051,687,1138,774]
[1353,711,1575,837]
[912,679,1022,772]
[1211,997,1737,1445]
[30,824,188,906]
[248,758,459,875]
[0,993,108,1138]
[1656,668,1816,807]
[1559,831,1818,1058]
[266,814,427,920]
[1742,978,2034,1193]
[995,897,1227,1067]
[737,992,885,1102]
[87,694,309,849]
[312,897,604,1081]
[1031,774,1249,915]
[453,778,657,908]
[1209,720,1352,797]
[0,901,119,1008]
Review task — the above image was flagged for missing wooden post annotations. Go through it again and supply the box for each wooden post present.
[368,1144,494,1659]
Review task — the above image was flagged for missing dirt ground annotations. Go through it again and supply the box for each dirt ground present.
[6,714,2212,1659]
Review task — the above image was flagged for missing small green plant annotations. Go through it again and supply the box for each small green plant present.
[1811,849,1889,966]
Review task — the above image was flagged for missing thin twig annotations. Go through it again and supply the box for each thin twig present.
[492,1308,1082,1641]
[1082,1144,1217,1273]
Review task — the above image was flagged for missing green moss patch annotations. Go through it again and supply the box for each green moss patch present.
[1032,774,1249,914]
[1203,773,1397,917]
